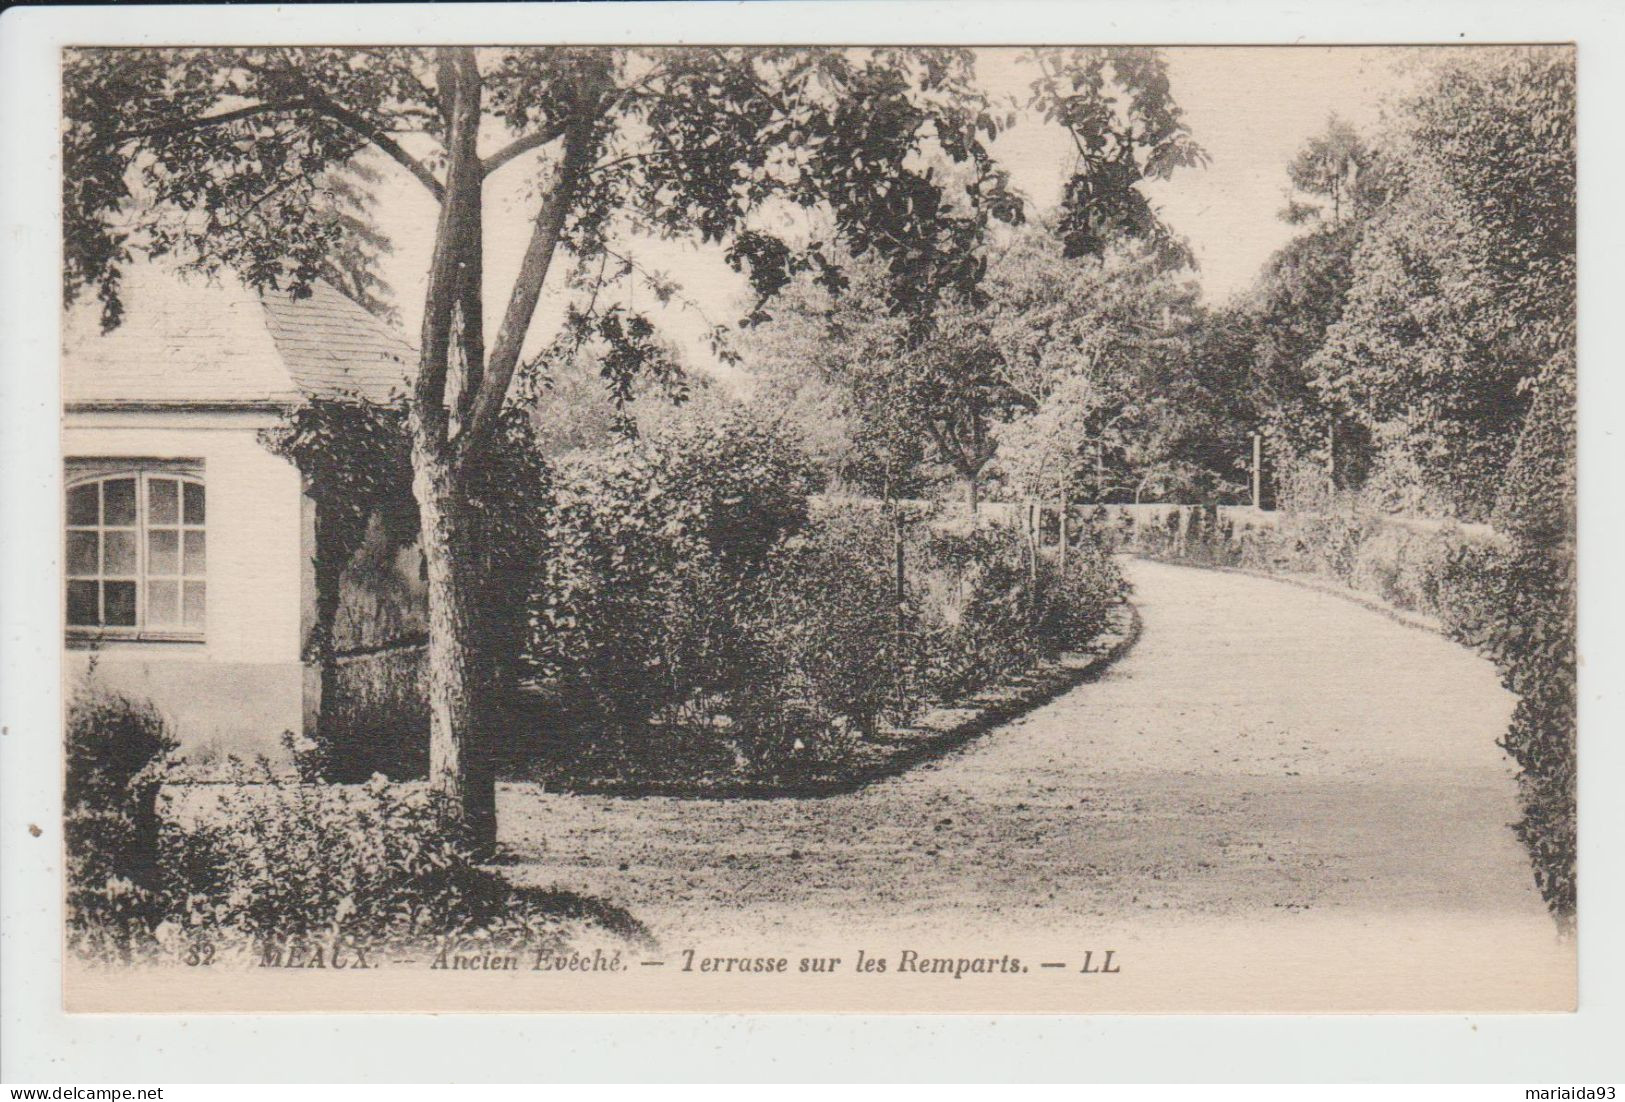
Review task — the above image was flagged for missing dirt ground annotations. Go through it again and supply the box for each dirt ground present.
[499,558,1557,952]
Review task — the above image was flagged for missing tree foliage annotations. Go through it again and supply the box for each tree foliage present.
[1305,48,1574,519]
[1197,47,1577,920]
[1025,47,1207,262]
[746,221,1208,505]
[1279,115,1389,226]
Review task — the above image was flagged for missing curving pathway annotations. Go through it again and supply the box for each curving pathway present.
[501,558,1556,953]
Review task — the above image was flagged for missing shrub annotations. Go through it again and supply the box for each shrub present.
[1435,540,1575,924]
[747,504,917,762]
[64,684,592,963]
[1035,536,1127,651]
[532,408,820,737]
[911,521,1044,700]
[64,684,175,961]
[1445,349,1577,924]
[70,762,587,963]
[530,411,1129,779]
[158,771,576,960]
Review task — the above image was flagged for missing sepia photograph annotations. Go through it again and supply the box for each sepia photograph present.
[39,33,1580,1017]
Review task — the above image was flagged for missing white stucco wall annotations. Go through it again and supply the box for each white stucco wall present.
[63,408,312,761]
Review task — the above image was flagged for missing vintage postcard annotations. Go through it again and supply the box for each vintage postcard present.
[51,37,1576,1015]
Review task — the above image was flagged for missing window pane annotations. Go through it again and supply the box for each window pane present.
[147,529,179,574]
[103,479,137,526]
[149,478,179,525]
[183,530,206,576]
[182,582,206,629]
[146,580,179,627]
[103,530,137,575]
[67,581,98,626]
[66,531,99,576]
[67,483,98,526]
[183,481,205,525]
[104,581,136,626]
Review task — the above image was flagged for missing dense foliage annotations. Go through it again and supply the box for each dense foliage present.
[525,415,1125,784]
[162,771,584,958]
[65,685,596,964]
[743,224,1209,506]
[533,409,820,738]
[1229,47,1576,921]
[65,684,176,961]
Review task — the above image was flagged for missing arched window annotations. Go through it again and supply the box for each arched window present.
[65,464,205,640]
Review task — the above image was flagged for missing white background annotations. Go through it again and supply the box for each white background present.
[3,0,1622,1084]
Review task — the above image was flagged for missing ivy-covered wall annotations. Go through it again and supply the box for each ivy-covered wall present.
[263,400,550,781]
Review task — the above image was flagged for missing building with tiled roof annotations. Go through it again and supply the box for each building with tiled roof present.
[63,264,424,766]
[63,264,415,410]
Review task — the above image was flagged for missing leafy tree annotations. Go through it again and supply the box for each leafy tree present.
[1242,221,1367,503]
[1025,47,1207,262]
[738,261,930,499]
[1233,114,1400,507]
[994,374,1103,501]
[1404,49,1575,366]
[64,45,1196,845]
[1279,115,1388,227]
[749,223,1206,509]
[1308,47,1573,519]
[1124,301,1258,504]
[753,264,1026,511]
[982,228,1201,502]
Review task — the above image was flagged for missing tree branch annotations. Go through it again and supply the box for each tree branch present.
[112,94,447,204]
[481,118,571,178]
[112,99,311,142]
[460,108,598,455]
[305,93,446,202]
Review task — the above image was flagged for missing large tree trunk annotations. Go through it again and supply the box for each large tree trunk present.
[404,49,593,851]
[413,446,497,849]
[965,476,980,515]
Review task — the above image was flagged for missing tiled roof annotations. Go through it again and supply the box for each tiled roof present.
[260,280,415,404]
[63,264,414,409]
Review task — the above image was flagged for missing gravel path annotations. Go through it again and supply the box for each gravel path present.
[501,558,1553,950]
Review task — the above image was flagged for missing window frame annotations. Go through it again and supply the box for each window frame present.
[64,461,206,644]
